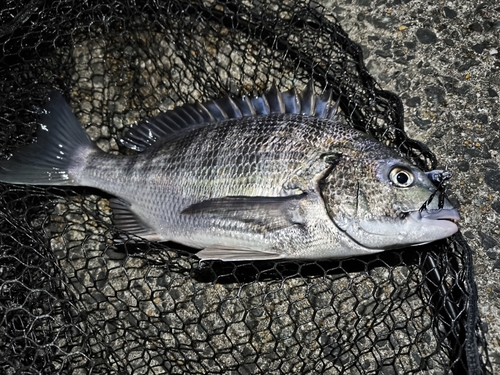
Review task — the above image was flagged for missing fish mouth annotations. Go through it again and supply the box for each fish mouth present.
[344,208,460,250]
[416,208,460,223]
[406,208,460,239]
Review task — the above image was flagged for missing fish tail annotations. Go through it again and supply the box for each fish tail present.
[0,91,96,185]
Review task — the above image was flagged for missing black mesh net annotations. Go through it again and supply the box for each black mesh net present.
[0,1,492,374]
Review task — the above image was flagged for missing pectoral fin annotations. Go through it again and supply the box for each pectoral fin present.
[181,194,307,232]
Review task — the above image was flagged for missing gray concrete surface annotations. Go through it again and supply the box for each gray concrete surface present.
[326,0,499,370]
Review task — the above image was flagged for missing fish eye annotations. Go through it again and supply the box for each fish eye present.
[389,167,414,187]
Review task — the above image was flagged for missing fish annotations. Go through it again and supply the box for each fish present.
[0,83,460,261]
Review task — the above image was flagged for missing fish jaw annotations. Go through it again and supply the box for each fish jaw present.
[343,208,460,249]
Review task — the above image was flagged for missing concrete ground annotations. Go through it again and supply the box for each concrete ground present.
[324,0,499,371]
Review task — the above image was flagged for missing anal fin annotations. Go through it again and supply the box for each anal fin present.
[109,198,161,241]
[196,246,285,262]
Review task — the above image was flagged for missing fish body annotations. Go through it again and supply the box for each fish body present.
[0,84,460,261]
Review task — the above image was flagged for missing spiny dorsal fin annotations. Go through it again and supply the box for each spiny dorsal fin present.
[200,100,228,121]
[120,81,341,152]
[265,83,285,114]
[299,80,316,116]
[326,97,340,120]
[315,88,333,118]
[233,95,256,116]
[250,95,270,115]
[214,96,243,118]
[281,87,300,114]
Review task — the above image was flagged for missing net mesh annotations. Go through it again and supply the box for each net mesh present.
[0,1,492,374]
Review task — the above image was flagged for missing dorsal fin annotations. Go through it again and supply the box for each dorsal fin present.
[120,81,341,152]
[326,96,340,120]
[282,87,300,114]
[315,88,332,118]
[200,100,228,121]
[250,95,270,115]
[195,101,217,122]
[214,96,243,118]
[299,80,315,116]
[265,83,285,114]
[233,95,256,116]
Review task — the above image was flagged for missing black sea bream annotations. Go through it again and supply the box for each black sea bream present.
[0,84,460,261]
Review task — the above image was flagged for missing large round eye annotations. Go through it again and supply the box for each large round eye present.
[389,167,414,187]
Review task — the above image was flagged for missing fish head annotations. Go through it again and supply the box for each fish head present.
[320,146,460,250]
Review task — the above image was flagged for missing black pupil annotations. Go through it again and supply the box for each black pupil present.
[397,172,409,185]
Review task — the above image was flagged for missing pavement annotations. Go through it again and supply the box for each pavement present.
[325,0,500,371]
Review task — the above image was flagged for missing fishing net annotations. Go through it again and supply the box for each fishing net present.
[0,0,492,374]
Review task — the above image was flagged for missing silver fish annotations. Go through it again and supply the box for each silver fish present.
[0,83,460,261]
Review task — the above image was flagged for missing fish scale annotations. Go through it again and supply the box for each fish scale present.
[0,84,460,261]
[82,115,343,241]
[110,115,334,196]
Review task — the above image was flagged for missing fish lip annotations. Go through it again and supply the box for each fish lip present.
[404,208,460,239]
[404,208,460,245]
[416,208,461,223]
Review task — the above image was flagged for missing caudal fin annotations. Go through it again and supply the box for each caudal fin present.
[0,91,95,185]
